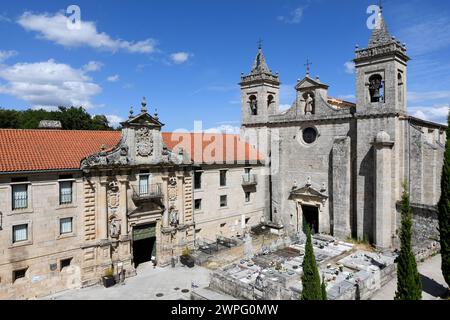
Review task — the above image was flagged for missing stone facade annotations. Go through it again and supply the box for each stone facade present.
[0,101,264,299]
[240,11,447,249]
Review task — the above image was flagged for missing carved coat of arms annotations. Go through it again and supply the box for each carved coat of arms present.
[135,127,153,157]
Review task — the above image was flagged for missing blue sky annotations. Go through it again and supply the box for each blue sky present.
[0,0,449,131]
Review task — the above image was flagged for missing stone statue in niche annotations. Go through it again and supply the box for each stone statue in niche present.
[169,207,179,227]
[135,127,154,157]
[305,93,314,115]
[109,218,121,238]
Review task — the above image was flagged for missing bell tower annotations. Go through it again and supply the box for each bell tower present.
[354,8,409,115]
[240,44,280,126]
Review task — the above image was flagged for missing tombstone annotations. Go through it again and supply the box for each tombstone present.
[297,231,307,244]
[243,232,254,260]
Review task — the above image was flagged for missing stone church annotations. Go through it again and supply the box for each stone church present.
[240,9,447,249]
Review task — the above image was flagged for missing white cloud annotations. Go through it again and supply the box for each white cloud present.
[107,74,120,82]
[0,50,17,62]
[408,90,450,103]
[409,105,449,124]
[204,124,241,134]
[344,61,355,74]
[106,114,124,127]
[82,61,103,72]
[398,15,450,55]
[17,12,157,54]
[170,52,190,64]
[0,59,101,108]
[278,7,305,24]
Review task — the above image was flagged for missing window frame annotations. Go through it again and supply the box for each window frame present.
[12,224,28,243]
[59,217,73,235]
[220,195,228,208]
[194,171,202,190]
[11,183,28,211]
[59,180,73,205]
[194,199,202,211]
[219,170,227,187]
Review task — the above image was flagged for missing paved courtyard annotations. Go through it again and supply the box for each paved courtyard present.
[371,254,448,300]
[44,262,212,300]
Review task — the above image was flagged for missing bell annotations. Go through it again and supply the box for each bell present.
[372,90,381,99]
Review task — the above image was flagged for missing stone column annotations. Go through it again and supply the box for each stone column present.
[98,177,108,240]
[374,131,394,249]
[177,174,185,225]
[118,176,128,236]
[161,176,169,227]
[332,137,352,239]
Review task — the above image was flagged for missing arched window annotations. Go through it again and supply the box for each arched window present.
[369,74,384,103]
[249,95,258,115]
[398,73,404,103]
[267,95,274,108]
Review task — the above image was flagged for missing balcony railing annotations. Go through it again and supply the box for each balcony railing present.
[242,174,257,186]
[132,183,163,202]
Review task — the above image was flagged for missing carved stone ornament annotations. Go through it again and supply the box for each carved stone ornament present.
[80,138,129,170]
[135,127,154,157]
[107,181,120,214]
[168,177,177,202]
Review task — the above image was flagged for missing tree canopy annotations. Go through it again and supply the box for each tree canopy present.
[0,107,115,131]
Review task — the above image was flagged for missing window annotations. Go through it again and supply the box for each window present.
[60,258,72,271]
[220,170,227,187]
[267,95,274,108]
[60,217,73,235]
[13,268,27,282]
[13,224,28,243]
[194,171,202,190]
[12,184,28,210]
[139,175,149,195]
[245,192,251,203]
[194,199,202,211]
[398,72,404,103]
[303,127,318,144]
[59,181,73,205]
[220,195,227,208]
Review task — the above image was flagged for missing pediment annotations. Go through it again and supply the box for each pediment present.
[295,76,329,91]
[122,112,164,128]
[290,185,328,199]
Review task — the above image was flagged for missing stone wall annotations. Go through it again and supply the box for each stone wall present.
[411,203,441,260]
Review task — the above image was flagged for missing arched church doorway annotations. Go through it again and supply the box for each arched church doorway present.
[132,223,157,268]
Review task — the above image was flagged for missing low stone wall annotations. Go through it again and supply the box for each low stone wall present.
[411,203,441,261]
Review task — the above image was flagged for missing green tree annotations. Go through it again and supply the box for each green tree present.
[301,224,323,300]
[438,111,450,288]
[395,184,422,300]
[0,107,113,130]
[321,274,327,300]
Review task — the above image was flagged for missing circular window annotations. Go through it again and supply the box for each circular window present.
[302,127,318,144]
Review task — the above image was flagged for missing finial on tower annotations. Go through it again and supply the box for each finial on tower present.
[154,108,159,120]
[129,106,134,119]
[257,38,263,50]
[304,58,312,77]
[141,97,147,113]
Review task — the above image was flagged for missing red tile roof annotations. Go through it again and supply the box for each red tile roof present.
[0,129,261,173]
[162,132,262,164]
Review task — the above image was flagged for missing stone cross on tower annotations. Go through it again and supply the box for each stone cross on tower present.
[304,58,312,77]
